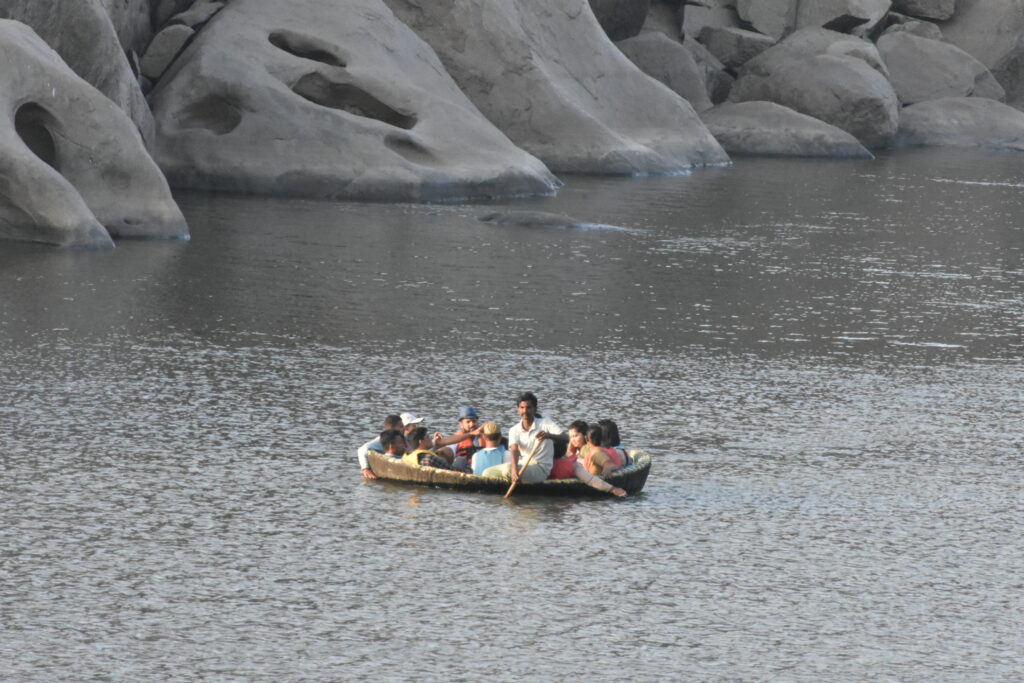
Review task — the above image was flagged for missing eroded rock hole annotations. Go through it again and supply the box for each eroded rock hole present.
[177,95,242,134]
[15,103,58,169]
[292,73,416,129]
[384,135,438,166]
[269,30,346,67]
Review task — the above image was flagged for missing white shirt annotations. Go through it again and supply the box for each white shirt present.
[507,416,563,474]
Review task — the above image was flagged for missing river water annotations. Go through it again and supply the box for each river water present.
[1,149,1021,681]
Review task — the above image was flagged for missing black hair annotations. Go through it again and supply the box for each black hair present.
[380,429,404,450]
[383,414,403,430]
[587,424,604,446]
[408,426,428,445]
[516,391,538,409]
[598,419,621,448]
[568,420,589,434]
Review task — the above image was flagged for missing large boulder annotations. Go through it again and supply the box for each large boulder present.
[736,0,798,41]
[0,0,155,145]
[890,0,955,21]
[897,97,1024,150]
[385,0,729,174]
[617,32,714,111]
[701,101,873,157]
[149,0,559,201]
[684,35,736,103]
[877,33,1005,105]
[681,0,740,37]
[880,13,943,41]
[729,29,899,148]
[697,26,775,71]
[0,21,187,248]
[941,0,1024,110]
[98,0,154,55]
[640,0,684,42]
[590,0,651,41]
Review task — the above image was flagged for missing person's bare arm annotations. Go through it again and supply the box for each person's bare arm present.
[572,461,625,497]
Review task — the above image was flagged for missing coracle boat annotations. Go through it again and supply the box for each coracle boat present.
[366,450,651,497]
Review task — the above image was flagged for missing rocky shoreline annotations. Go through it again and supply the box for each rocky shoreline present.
[2,0,1023,248]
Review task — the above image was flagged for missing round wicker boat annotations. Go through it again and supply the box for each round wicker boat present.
[366,450,651,496]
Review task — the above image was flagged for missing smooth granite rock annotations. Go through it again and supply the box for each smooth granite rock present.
[150,0,559,201]
[0,21,187,248]
[99,0,153,55]
[736,0,797,41]
[880,14,943,41]
[890,0,954,21]
[730,30,898,148]
[0,0,155,144]
[878,32,1005,105]
[640,0,684,42]
[617,32,714,111]
[590,0,651,41]
[385,0,728,174]
[941,0,1024,109]
[169,0,225,29]
[897,97,1024,150]
[141,23,195,81]
[701,101,873,157]
[682,0,740,37]
[697,26,776,70]
[684,35,736,103]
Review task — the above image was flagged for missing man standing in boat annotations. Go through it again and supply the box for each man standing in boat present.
[483,392,566,484]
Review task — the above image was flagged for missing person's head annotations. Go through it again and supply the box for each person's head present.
[598,419,621,448]
[586,424,604,447]
[380,429,406,455]
[399,412,424,434]
[407,426,430,449]
[516,392,538,422]
[481,421,501,446]
[457,405,479,432]
[383,414,403,431]
[567,420,589,449]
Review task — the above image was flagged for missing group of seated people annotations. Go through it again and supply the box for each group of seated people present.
[357,394,630,497]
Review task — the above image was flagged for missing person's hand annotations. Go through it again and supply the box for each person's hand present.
[536,431,549,441]
[510,466,520,485]
[611,487,626,497]
[361,468,377,480]
[432,431,444,446]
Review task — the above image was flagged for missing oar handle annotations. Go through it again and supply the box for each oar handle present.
[503,439,542,499]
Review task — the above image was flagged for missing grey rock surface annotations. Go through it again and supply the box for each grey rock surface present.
[169,0,225,29]
[0,0,155,145]
[141,24,195,81]
[796,0,892,37]
[154,0,193,26]
[99,0,153,55]
[736,0,797,41]
[941,0,1024,109]
[890,0,954,21]
[897,97,1024,150]
[640,1,684,42]
[150,0,559,201]
[878,33,1005,105]
[617,32,714,112]
[730,30,899,148]
[698,26,775,70]
[880,14,943,41]
[701,101,873,157]
[0,20,187,248]
[684,35,736,103]
[590,0,651,41]
[682,1,739,38]
[385,0,728,174]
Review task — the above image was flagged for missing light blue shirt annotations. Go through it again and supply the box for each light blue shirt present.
[472,446,508,476]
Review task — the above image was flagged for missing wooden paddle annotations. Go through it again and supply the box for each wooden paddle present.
[503,439,542,499]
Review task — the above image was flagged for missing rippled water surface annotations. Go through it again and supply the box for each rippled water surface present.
[2,150,1022,681]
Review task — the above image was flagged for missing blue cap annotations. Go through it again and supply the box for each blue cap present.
[458,406,479,420]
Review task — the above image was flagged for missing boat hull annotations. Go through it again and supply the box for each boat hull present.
[366,450,651,496]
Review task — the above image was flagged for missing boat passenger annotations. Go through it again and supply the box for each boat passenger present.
[433,405,482,470]
[471,422,509,476]
[482,391,567,484]
[598,418,630,466]
[357,414,404,480]
[548,420,626,497]
[403,426,456,469]
[379,429,407,460]
[581,424,623,477]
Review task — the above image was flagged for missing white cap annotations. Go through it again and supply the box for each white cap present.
[400,412,424,426]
